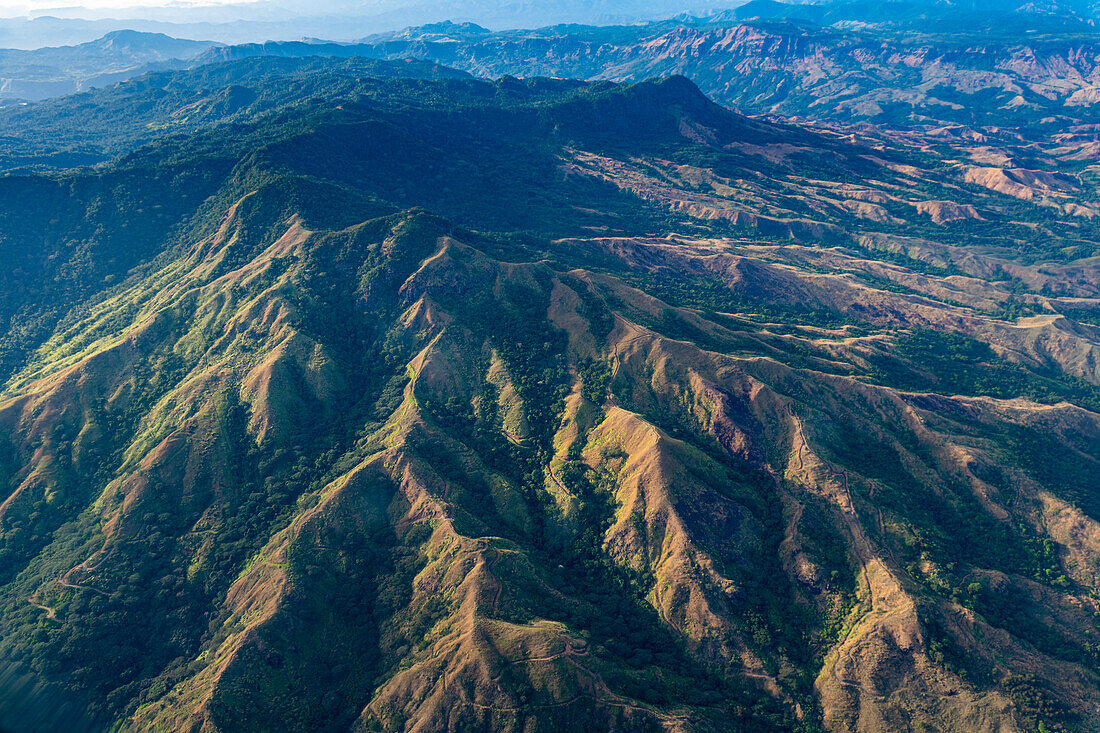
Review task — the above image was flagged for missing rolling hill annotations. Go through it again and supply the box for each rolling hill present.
[1,58,1100,733]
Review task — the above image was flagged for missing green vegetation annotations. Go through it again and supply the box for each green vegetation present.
[870,329,1100,412]
[617,271,854,330]
[0,51,1099,733]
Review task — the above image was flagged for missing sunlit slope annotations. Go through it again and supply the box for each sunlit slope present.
[0,191,1095,731]
[1,69,1100,732]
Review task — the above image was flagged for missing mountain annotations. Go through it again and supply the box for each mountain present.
[0,56,474,170]
[351,16,1100,131]
[2,56,1100,732]
[11,3,1100,124]
[0,31,220,101]
[56,12,1094,136]
[727,0,1096,30]
[0,1,733,51]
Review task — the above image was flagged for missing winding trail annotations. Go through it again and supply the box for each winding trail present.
[609,327,653,363]
[57,548,113,596]
[460,638,686,722]
[472,423,690,718]
[509,638,589,664]
[503,430,529,450]
[792,408,807,473]
[27,547,114,619]
[867,482,900,571]
[477,539,504,616]
[788,404,887,700]
[57,576,109,596]
[503,426,574,494]
[651,581,683,635]
[27,595,57,621]
[547,463,569,494]
[502,428,572,496]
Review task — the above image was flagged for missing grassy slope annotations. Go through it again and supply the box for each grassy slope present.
[2,68,1100,732]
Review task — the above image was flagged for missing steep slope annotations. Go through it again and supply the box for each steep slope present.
[3,67,1100,732]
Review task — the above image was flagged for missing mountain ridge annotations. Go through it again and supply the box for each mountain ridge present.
[1,58,1100,731]
[0,29,220,101]
[28,12,1092,134]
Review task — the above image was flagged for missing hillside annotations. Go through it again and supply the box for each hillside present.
[3,62,1100,733]
[0,57,473,170]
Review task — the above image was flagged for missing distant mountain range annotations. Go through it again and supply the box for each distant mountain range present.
[348,16,1100,130]
[9,0,1100,123]
[729,0,1098,30]
[2,0,1098,52]
[0,30,217,100]
[0,1,734,50]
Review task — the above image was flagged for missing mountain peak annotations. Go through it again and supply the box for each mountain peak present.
[418,20,491,34]
[83,29,217,56]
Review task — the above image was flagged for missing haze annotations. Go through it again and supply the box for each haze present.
[0,0,742,49]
